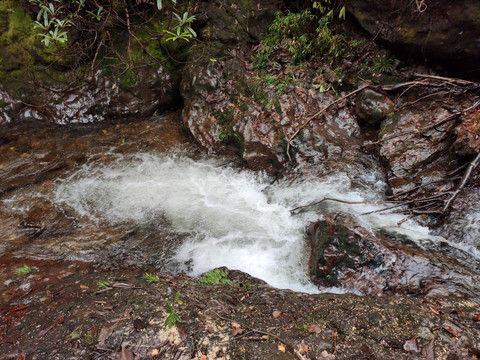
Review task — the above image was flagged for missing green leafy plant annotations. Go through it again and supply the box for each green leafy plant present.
[143,273,159,284]
[86,6,103,21]
[165,12,197,42]
[164,291,182,327]
[199,268,231,285]
[15,264,33,275]
[97,280,110,289]
[371,55,395,74]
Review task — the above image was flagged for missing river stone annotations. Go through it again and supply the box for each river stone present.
[355,88,394,126]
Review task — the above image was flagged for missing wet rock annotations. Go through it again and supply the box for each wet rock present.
[182,20,366,175]
[378,106,457,194]
[355,88,394,126]
[306,218,473,297]
[347,0,480,80]
[19,200,76,238]
[454,109,480,155]
[13,66,177,124]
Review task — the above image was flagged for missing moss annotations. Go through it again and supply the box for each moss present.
[219,129,244,156]
[0,98,8,107]
[217,109,235,127]
[310,222,360,286]
[119,69,139,89]
[400,27,416,40]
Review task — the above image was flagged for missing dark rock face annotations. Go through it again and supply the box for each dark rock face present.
[347,0,480,80]
[307,219,474,297]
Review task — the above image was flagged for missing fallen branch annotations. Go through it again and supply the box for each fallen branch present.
[414,73,477,86]
[286,84,370,161]
[290,197,404,213]
[442,152,480,213]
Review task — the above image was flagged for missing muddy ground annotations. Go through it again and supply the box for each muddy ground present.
[1,255,480,360]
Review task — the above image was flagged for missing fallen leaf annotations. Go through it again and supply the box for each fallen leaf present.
[442,321,463,337]
[200,355,207,360]
[97,326,115,344]
[272,310,282,319]
[427,304,440,315]
[473,313,480,321]
[80,285,89,289]
[421,338,435,360]
[121,346,134,360]
[231,322,243,336]
[151,349,159,356]
[307,324,321,334]
[9,305,28,314]
[102,129,107,135]
[278,344,286,352]
[403,337,419,353]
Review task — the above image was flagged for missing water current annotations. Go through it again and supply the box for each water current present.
[46,151,479,293]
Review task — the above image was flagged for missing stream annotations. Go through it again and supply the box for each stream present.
[0,116,479,297]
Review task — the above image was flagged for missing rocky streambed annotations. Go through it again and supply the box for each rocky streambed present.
[1,0,480,358]
[0,112,479,359]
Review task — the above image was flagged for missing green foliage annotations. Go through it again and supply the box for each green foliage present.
[164,291,182,328]
[143,272,159,284]
[255,10,315,69]
[371,55,395,74]
[199,268,231,285]
[27,0,196,48]
[165,11,196,42]
[254,5,350,71]
[96,280,110,289]
[14,264,32,275]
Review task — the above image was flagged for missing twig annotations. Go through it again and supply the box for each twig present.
[290,197,403,213]
[286,84,370,161]
[442,152,480,213]
[414,73,477,86]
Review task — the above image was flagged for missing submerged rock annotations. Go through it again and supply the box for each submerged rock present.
[19,200,76,238]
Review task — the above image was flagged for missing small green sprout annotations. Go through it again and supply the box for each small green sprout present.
[143,273,159,284]
[199,268,231,285]
[15,264,32,275]
[97,280,110,289]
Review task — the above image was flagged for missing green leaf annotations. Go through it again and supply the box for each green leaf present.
[339,6,346,20]
[156,0,162,10]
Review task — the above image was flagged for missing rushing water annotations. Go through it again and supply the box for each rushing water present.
[48,151,477,294]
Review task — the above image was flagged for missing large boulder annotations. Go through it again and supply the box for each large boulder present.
[307,218,477,297]
[181,0,373,176]
[347,0,480,80]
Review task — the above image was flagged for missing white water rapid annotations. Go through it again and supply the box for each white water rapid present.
[52,152,477,293]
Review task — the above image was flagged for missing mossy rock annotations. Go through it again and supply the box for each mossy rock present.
[308,221,361,286]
